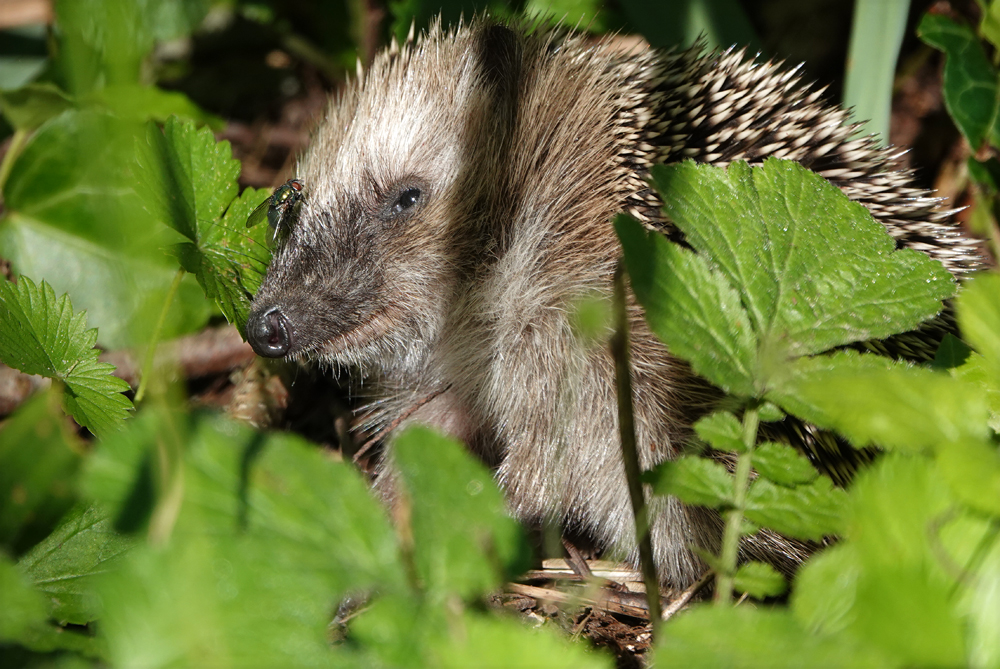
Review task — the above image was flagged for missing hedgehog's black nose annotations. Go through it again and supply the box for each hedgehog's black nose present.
[247,307,292,357]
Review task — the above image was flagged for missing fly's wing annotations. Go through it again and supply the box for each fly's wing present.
[246,197,271,228]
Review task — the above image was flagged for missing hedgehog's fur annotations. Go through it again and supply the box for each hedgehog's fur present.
[247,19,984,587]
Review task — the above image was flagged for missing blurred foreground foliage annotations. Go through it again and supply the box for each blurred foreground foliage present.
[2,1,1000,667]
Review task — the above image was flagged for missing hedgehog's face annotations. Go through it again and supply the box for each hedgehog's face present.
[246,27,510,374]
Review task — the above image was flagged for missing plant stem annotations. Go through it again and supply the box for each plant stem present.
[715,402,760,605]
[135,268,185,404]
[0,128,28,196]
[611,262,662,626]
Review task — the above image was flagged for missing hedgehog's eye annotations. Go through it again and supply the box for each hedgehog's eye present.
[390,188,421,215]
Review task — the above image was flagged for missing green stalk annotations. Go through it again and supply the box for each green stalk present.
[135,268,185,404]
[611,262,662,626]
[715,402,760,605]
[0,128,28,196]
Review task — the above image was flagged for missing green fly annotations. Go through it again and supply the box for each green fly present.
[246,178,305,243]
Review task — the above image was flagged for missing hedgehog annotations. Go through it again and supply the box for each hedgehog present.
[244,19,983,588]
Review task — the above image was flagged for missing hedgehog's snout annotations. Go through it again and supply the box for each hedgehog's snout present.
[247,306,293,358]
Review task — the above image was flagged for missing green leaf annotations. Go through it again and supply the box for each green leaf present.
[135,116,239,242]
[135,117,270,335]
[744,476,846,541]
[646,456,734,508]
[655,605,893,668]
[86,413,404,667]
[950,351,1000,432]
[393,426,529,599]
[17,504,135,625]
[757,401,784,422]
[751,441,817,486]
[733,560,787,598]
[966,539,1000,668]
[84,85,222,129]
[0,83,73,131]
[852,566,965,667]
[616,214,757,396]
[96,535,346,668]
[841,454,969,665]
[770,351,989,450]
[0,277,132,436]
[0,391,82,554]
[791,543,861,636]
[433,610,613,669]
[983,0,1000,49]
[84,411,405,594]
[919,13,1000,149]
[0,553,49,643]
[617,0,759,52]
[956,273,1000,380]
[0,110,212,348]
[931,332,973,370]
[652,159,955,363]
[936,438,1000,516]
[693,411,745,452]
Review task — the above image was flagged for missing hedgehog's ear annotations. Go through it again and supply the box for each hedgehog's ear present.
[477,24,521,119]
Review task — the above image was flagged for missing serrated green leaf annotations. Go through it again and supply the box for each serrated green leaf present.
[617,215,757,396]
[651,159,955,366]
[0,277,132,436]
[693,411,745,452]
[752,441,817,486]
[919,13,1000,149]
[394,426,529,598]
[17,504,135,625]
[646,456,734,508]
[0,110,212,348]
[135,116,239,242]
[0,390,82,554]
[135,117,270,335]
[745,475,846,541]
[0,83,73,131]
[733,560,787,598]
[770,351,989,450]
[655,605,893,668]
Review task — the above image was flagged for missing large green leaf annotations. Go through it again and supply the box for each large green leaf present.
[620,160,954,398]
[0,110,212,349]
[0,277,132,436]
[393,427,529,600]
[652,160,954,362]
